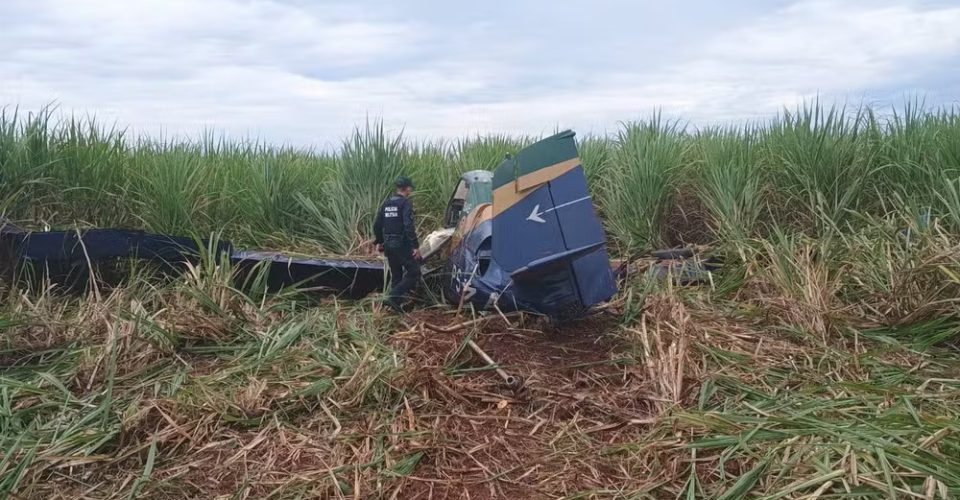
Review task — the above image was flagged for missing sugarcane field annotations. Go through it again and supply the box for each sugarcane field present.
[4,1,960,499]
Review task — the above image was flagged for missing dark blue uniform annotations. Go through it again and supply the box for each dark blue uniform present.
[374,193,420,307]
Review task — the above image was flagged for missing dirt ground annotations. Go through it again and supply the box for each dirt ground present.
[384,309,669,498]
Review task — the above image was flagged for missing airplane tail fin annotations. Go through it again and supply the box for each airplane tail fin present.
[491,131,616,317]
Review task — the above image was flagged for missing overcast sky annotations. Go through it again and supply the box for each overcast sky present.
[2,0,959,148]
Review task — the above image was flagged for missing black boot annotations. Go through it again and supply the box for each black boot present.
[384,298,404,313]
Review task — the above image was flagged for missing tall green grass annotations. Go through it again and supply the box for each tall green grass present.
[4,102,960,254]
[603,114,687,248]
[696,125,764,244]
[765,103,873,235]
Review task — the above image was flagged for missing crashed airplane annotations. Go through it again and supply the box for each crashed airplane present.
[0,130,617,318]
[421,130,617,317]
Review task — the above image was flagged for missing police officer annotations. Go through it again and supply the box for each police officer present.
[374,176,421,311]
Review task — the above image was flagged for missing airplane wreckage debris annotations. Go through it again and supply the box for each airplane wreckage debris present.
[0,218,384,299]
[0,131,720,319]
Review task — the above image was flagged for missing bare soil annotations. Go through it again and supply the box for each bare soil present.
[385,309,663,498]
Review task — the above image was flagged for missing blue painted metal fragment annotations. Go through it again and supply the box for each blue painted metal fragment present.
[230,250,384,299]
[0,217,385,297]
[488,131,617,317]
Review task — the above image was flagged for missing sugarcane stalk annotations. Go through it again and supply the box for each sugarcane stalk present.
[466,339,521,388]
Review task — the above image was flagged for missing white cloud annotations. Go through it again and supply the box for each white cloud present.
[407,0,960,135]
[5,0,416,68]
[1,0,958,147]
[704,0,960,90]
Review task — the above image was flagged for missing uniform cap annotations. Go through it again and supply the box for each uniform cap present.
[395,176,415,189]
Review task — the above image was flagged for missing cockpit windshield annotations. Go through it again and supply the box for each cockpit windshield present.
[444,170,493,228]
[462,170,493,214]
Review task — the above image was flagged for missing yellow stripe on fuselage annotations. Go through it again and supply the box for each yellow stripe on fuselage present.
[492,157,581,217]
[449,203,493,252]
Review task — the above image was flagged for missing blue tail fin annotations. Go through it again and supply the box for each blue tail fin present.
[491,131,616,317]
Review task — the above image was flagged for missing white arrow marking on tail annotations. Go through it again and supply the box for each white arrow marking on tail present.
[525,196,592,224]
[527,205,546,223]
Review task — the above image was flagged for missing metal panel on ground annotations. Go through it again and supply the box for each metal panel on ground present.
[0,222,385,298]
